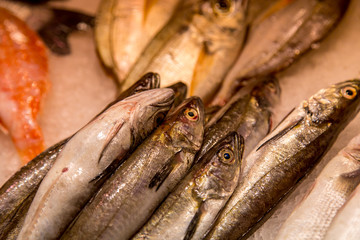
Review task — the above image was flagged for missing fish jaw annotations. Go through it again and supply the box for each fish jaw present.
[0,7,49,165]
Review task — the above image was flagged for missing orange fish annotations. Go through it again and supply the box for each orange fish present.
[0,7,49,164]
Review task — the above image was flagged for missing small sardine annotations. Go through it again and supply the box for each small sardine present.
[195,76,280,165]
[211,0,350,106]
[205,79,360,240]
[276,134,360,240]
[121,0,248,104]
[17,88,174,240]
[61,97,204,240]
[324,174,360,240]
[132,132,243,240]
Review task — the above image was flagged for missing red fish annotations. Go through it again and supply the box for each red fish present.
[0,7,49,164]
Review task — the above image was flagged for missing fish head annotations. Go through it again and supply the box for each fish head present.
[193,132,243,201]
[118,72,160,99]
[305,79,360,124]
[167,82,188,108]
[132,72,161,93]
[198,0,248,32]
[164,97,205,152]
[130,88,175,142]
[251,76,281,109]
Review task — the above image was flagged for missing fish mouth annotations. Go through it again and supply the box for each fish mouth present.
[150,89,175,108]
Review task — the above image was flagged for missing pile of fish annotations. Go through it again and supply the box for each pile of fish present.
[1,0,360,239]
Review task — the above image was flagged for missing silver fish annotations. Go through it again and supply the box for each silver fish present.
[132,132,243,240]
[276,134,360,240]
[205,79,360,240]
[120,0,248,104]
[0,72,160,237]
[324,171,360,240]
[17,88,175,240]
[61,97,204,240]
[210,0,350,106]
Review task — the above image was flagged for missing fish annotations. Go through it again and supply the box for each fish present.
[120,0,248,104]
[0,7,49,164]
[195,76,280,165]
[0,0,95,55]
[132,132,243,240]
[276,134,360,240]
[204,79,360,240]
[95,0,180,79]
[324,173,360,240]
[168,81,188,108]
[0,73,160,239]
[0,139,66,234]
[61,97,204,240]
[17,88,175,240]
[0,187,37,240]
[210,0,350,106]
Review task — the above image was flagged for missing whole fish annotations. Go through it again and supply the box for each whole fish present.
[205,79,360,240]
[0,7,49,164]
[195,76,280,165]
[168,81,188,108]
[120,0,248,104]
[276,134,360,240]
[0,0,95,55]
[61,97,204,240]
[17,88,174,240]
[0,73,160,239]
[324,175,360,240]
[211,0,350,106]
[133,132,243,240]
[95,0,180,78]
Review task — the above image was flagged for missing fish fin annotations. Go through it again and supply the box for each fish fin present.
[341,168,360,179]
[0,120,9,135]
[149,151,182,191]
[184,202,204,240]
[143,0,158,24]
[256,115,303,151]
[98,120,125,164]
[38,8,94,55]
[190,42,215,96]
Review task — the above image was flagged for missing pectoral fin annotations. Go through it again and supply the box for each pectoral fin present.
[98,120,125,164]
[256,114,303,151]
[184,202,204,240]
[190,42,215,97]
[149,151,182,191]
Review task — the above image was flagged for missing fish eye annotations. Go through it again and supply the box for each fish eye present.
[218,148,234,164]
[184,108,199,121]
[212,0,233,15]
[341,86,357,100]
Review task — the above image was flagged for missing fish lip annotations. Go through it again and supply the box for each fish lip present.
[150,97,175,108]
